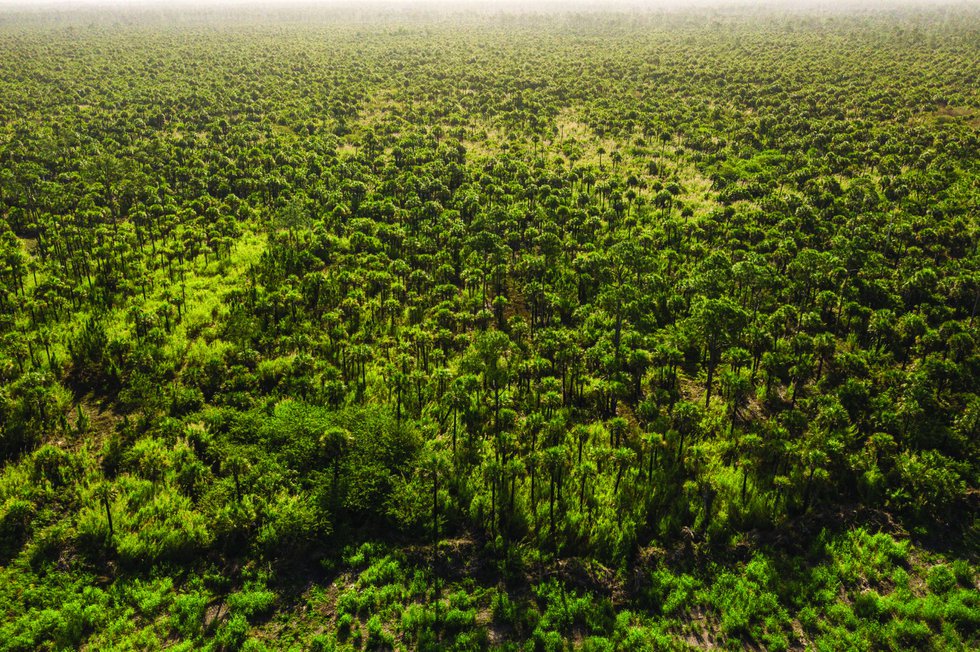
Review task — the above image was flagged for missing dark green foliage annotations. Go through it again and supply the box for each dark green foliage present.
[0,3,976,650]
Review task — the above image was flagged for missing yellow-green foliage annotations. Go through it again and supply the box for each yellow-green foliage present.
[0,5,976,652]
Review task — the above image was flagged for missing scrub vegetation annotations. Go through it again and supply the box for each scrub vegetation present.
[0,3,977,650]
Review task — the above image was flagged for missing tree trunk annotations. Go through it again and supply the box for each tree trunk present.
[102,496,113,540]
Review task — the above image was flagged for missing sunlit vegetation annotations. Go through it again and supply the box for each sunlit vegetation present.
[0,3,977,650]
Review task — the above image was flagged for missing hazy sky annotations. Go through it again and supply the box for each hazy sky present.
[0,0,965,7]
[0,0,969,18]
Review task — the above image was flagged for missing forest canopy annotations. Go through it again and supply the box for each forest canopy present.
[0,3,977,651]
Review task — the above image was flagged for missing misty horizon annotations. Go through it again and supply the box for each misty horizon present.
[0,0,972,12]
[0,0,976,646]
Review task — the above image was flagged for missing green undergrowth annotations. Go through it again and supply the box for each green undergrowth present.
[1,490,975,652]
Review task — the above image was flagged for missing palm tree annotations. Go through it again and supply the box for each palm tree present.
[94,482,117,542]
[222,454,250,503]
[320,427,352,508]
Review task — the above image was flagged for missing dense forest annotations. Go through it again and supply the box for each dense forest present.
[0,3,977,650]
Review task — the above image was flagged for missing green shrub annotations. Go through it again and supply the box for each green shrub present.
[255,491,327,555]
[376,583,403,612]
[336,589,358,618]
[950,560,974,587]
[798,606,819,633]
[530,626,563,652]
[831,529,908,586]
[762,625,790,652]
[919,594,945,626]
[360,554,404,587]
[451,628,489,650]
[26,521,71,568]
[853,590,885,621]
[401,602,435,637]
[615,623,676,650]
[443,607,476,632]
[30,445,81,488]
[365,614,393,649]
[492,590,519,627]
[31,601,91,650]
[345,540,383,568]
[825,602,858,629]
[336,613,354,639]
[926,564,957,595]
[356,586,379,614]
[891,567,911,592]
[943,589,980,634]
[113,482,214,564]
[215,613,249,651]
[812,625,869,652]
[310,633,337,651]
[537,580,610,634]
[0,497,34,560]
[581,636,614,651]
[228,585,276,621]
[885,618,931,650]
[646,568,698,616]
[170,592,209,638]
[704,557,788,643]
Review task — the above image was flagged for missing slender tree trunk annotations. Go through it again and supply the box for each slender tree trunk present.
[102,496,113,540]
